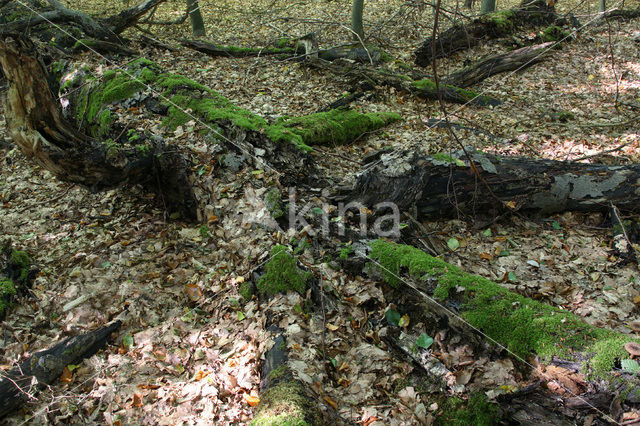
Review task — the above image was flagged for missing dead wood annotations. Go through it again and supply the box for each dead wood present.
[333,149,640,219]
[0,321,121,419]
[445,42,554,88]
[305,58,501,106]
[415,0,556,66]
[0,33,198,219]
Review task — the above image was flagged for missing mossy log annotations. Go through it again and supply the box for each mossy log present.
[0,34,198,219]
[0,321,121,419]
[364,240,640,422]
[180,39,300,58]
[444,42,554,88]
[305,58,501,106]
[248,246,325,425]
[72,38,138,56]
[415,0,556,66]
[334,149,640,219]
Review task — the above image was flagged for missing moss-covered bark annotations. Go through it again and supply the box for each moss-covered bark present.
[367,240,640,382]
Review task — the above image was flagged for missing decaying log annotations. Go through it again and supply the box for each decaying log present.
[305,58,501,106]
[415,0,556,66]
[0,33,198,219]
[180,39,300,58]
[334,149,640,218]
[0,321,121,419]
[73,38,138,56]
[358,239,640,423]
[445,42,554,88]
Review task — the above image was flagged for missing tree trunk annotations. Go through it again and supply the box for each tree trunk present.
[599,0,606,12]
[186,0,206,37]
[351,0,365,41]
[333,149,640,218]
[481,0,496,14]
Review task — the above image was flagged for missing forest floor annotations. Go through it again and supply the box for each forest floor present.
[1,0,640,424]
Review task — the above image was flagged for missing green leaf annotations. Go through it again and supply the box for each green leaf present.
[447,238,460,251]
[123,334,134,350]
[66,364,81,371]
[398,314,410,327]
[198,167,206,176]
[499,250,510,256]
[508,271,518,282]
[552,221,561,230]
[621,359,640,373]
[416,333,434,350]
[330,357,338,367]
[251,169,264,175]
[312,207,324,215]
[237,311,245,321]
[385,309,401,326]
[482,228,492,237]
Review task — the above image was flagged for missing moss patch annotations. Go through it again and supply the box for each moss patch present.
[436,393,500,426]
[258,245,311,297]
[265,188,284,219]
[368,240,640,376]
[541,25,571,42]
[275,108,401,146]
[1,250,31,318]
[482,10,517,33]
[251,381,322,426]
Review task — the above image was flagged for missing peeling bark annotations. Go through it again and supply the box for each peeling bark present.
[333,149,640,218]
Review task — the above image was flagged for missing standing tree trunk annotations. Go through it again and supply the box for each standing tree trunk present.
[481,0,496,13]
[599,0,606,12]
[186,0,205,37]
[351,0,364,41]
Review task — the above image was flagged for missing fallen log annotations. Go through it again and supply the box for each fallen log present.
[362,239,640,423]
[0,321,122,419]
[444,42,554,88]
[305,58,501,106]
[415,0,556,66]
[333,149,640,218]
[0,34,198,219]
[180,39,300,58]
[0,34,401,218]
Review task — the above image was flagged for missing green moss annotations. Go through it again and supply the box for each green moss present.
[368,240,639,375]
[239,281,254,301]
[339,245,353,260]
[140,67,157,83]
[541,25,571,42]
[412,79,437,91]
[76,72,145,125]
[483,10,516,33]
[103,69,116,81]
[0,278,16,317]
[265,188,284,219]
[257,245,311,297]
[73,38,96,50]
[10,250,30,270]
[275,109,401,147]
[250,381,321,426]
[268,364,288,381]
[436,393,499,425]
[97,110,114,137]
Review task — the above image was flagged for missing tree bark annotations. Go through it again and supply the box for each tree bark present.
[0,321,121,419]
[351,0,365,41]
[305,58,501,106]
[333,149,640,218]
[481,0,496,14]
[445,42,554,88]
[186,0,205,37]
[0,33,198,219]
